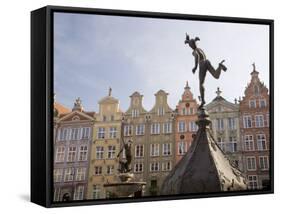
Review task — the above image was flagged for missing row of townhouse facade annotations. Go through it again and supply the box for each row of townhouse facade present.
[53,65,270,201]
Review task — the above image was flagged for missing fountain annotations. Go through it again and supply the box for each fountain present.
[103,128,146,198]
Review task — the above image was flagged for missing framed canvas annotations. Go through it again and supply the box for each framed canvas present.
[31,5,274,208]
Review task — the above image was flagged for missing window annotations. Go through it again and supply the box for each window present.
[189,121,198,132]
[64,168,74,181]
[162,161,172,171]
[157,107,165,116]
[107,165,114,175]
[107,146,116,159]
[94,166,102,175]
[73,186,84,200]
[109,127,117,139]
[132,109,139,118]
[248,175,258,190]
[55,146,65,162]
[150,162,160,172]
[53,188,61,201]
[163,143,171,156]
[249,100,256,108]
[136,124,145,135]
[257,134,266,150]
[178,141,187,155]
[216,118,224,131]
[244,135,254,151]
[163,122,172,134]
[135,144,144,157]
[243,115,252,128]
[81,127,90,139]
[67,146,77,162]
[228,118,236,130]
[124,125,133,136]
[259,99,266,108]
[190,107,194,114]
[254,85,260,95]
[76,168,86,181]
[266,113,270,127]
[246,157,256,171]
[178,121,186,132]
[110,115,114,121]
[217,137,226,152]
[150,144,160,156]
[53,169,63,182]
[229,136,237,152]
[78,145,88,161]
[92,185,100,199]
[182,108,186,115]
[58,128,68,141]
[103,116,106,121]
[151,123,160,134]
[234,160,239,168]
[259,156,269,170]
[255,115,264,127]
[96,146,104,159]
[70,128,80,140]
[97,127,105,139]
[134,163,143,173]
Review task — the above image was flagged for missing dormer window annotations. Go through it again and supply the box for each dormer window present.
[254,85,260,95]
[132,109,139,118]
[157,107,165,116]
[259,99,266,108]
[182,108,186,115]
[249,100,256,108]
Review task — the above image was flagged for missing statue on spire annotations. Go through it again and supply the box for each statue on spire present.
[108,87,112,96]
[185,34,227,108]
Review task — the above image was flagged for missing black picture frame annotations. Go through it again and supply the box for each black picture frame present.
[31,5,274,208]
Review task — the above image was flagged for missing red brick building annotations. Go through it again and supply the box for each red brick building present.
[175,81,198,164]
[239,64,270,190]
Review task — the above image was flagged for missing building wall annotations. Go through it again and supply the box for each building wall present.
[239,68,270,190]
[123,90,175,196]
[123,92,149,194]
[53,104,94,202]
[87,95,123,199]
[206,89,243,172]
[175,82,198,164]
[146,90,175,196]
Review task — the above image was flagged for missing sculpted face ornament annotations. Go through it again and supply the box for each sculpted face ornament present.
[185,33,227,108]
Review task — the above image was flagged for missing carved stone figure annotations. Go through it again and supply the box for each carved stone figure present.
[117,139,133,173]
[184,34,227,108]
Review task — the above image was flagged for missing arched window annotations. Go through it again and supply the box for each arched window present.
[254,85,260,95]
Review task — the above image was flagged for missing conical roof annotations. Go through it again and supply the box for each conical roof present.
[161,108,246,194]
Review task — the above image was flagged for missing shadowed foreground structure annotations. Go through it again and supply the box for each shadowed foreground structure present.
[161,108,247,194]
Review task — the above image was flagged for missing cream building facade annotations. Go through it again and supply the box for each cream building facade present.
[205,88,243,171]
[123,90,175,196]
[147,90,175,195]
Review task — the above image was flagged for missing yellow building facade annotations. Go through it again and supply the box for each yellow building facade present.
[87,92,123,199]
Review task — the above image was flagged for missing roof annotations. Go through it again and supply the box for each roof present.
[161,109,246,194]
[212,95,226,102]
[54,102,71,115]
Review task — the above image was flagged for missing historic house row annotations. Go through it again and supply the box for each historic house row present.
[53,64,270,201]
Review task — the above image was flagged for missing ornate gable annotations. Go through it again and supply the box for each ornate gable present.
[58,111,94,122]
[206,87,238,113]
[125,91,147,114]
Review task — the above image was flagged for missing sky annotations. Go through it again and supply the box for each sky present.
[54,12,270,112]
